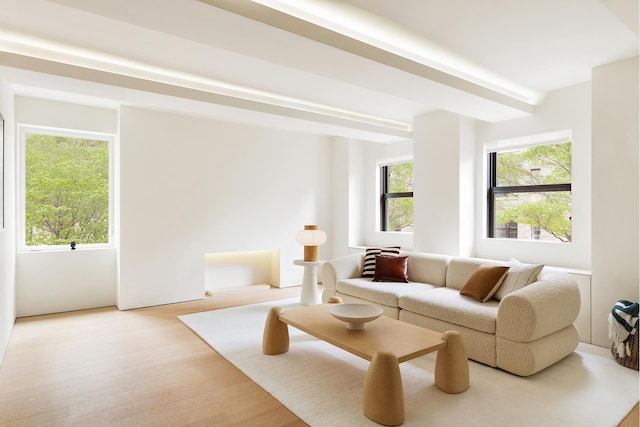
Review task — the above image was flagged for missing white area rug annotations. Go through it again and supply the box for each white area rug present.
[179,299,639,426]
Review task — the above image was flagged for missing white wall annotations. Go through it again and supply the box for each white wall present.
[16,249,117,317]
[0,81,16,364]
[591,56,639,346]
[475,83,592,270]
[13,96,119,316]
[15,96,118,134]
[118,107,332,309]
[413,111,475,256]
[329,136,378,255]
[329,137,352,258]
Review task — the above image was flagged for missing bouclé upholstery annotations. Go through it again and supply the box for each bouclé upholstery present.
[322,252,581,376]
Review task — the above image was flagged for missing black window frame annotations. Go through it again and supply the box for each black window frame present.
[380,164,414,232]
[486,151,571,238]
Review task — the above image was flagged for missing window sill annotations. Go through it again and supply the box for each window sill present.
[19,245,115,254]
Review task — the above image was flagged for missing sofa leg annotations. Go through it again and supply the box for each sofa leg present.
[435,330,469,393]
[262,307,289,355]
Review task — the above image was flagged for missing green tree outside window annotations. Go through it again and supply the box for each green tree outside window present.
[494,142,572,242]
[24,133,110,247]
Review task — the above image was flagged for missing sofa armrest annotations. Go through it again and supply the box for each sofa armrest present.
[321,253,364,302]
[496,273,581,343]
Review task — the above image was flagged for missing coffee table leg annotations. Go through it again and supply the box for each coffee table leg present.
[262,307,289,355]
[363,351,404,426]
[435,330,469,393]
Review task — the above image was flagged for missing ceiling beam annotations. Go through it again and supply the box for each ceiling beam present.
[200,0,535,116]
[0,52,412,140]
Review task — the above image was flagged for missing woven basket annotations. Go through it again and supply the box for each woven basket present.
[611,331,639,370]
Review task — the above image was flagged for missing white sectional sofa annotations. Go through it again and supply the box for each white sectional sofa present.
[321,251,581,376]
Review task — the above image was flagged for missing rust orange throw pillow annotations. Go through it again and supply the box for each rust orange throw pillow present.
[460,264,509,302]
[373,255,409,282]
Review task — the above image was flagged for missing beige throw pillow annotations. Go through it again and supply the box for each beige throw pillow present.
[493,258,544,301]
[460,264,510,303]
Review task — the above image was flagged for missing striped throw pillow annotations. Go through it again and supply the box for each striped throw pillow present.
[493,258,544,300]
[362,246,401,278]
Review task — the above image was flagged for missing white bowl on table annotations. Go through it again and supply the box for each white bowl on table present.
[329,303,383,330]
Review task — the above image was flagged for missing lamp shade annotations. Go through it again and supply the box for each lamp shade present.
[295,225,327,246]
[295,225,327,261]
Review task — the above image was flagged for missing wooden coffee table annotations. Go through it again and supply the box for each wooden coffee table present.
[262,301,469,426]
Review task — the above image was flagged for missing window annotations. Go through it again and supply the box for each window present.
[380,161,413,232]
[495,221,518,239]
[487,140,572,242]
[20,126,114,249]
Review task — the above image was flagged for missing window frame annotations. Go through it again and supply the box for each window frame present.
[486,140,572,240]
[379,161,414,232]
[18,124,115,252]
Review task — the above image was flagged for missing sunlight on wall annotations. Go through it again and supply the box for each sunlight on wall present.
[204,249,280,290]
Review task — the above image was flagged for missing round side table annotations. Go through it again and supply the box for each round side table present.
[294,259,323,305]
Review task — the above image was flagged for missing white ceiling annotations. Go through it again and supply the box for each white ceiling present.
[0,0,637,142]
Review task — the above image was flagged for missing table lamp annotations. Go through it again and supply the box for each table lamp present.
[295,225,327,261]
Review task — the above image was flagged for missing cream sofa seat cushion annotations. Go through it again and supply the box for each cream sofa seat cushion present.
[336,278,437,307]
[400,310,497,367]
[400,288,499,334]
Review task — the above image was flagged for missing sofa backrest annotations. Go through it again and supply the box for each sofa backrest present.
[405,252,450,286]
[445,257,506,290]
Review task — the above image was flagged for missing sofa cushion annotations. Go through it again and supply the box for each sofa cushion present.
[336,278,436,307]
[400,310,497,367]
[460,264,509,302]
[446,257,505,290]
[400,288,499,334]
[493,258,544,301]
[496,326,579,376]
[405,252,450,286]
[362,246,401,278]
[373,255,409,282]
[496,273,580,342]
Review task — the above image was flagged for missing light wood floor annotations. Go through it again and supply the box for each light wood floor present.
[0,285,637,427]
[0,286,307,426]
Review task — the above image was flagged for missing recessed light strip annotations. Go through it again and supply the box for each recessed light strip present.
[249,0,542,104]
[0,30,412,132]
